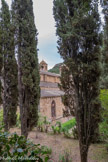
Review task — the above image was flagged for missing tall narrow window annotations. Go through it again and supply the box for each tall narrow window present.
[51,100,56,117]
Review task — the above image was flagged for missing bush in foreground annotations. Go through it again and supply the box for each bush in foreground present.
[0,126,51,162]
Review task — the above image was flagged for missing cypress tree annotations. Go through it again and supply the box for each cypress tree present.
[12,0,40,138]
[1,0,18,130]
[59,64,76,117]
[101,0,108,88]
[53,0,101,161]
[0,21,3,105]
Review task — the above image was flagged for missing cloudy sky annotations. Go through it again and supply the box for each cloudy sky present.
[0,0,63,69]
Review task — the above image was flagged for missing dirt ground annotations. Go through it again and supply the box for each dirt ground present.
[10,128,108,162]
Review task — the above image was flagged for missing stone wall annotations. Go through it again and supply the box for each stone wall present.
[39,96,65,121]
[40,74,60,83]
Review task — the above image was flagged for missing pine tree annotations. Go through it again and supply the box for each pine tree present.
[53,0,101,161]
[101,0,108,88]
[1,0,18,130]
[12,0,40,138]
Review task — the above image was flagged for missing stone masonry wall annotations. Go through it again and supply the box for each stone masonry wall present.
[40,97,65,121]
[40,74,60,83]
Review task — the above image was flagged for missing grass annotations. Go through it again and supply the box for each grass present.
[90,143,108,162]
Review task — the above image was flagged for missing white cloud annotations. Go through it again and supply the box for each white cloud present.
[0,0,56,39]
[34,0,56,40]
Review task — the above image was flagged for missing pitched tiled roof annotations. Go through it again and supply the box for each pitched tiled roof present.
[41,89,64,98]
[40,70,60,77]
[40,81,58,88]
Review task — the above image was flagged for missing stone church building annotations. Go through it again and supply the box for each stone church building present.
[39,60,65,121]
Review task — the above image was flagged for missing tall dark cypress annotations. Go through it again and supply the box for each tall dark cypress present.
[1,0,18,130]
[0,21,3,105]
[1,0,18,129]
[101,0,108,88]
[53,0,101,162]
[12,0,40,138]
[59,64,76,117]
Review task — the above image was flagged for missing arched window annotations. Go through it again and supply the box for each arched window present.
[51,100,56,117]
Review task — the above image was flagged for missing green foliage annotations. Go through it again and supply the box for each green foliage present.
[37,121,44,132]
[72,126,78,139]
[62,126,78,139]
[37,116,50,133]
[100,0,108,89]
[51,118,78,138]
[0,109,3,125]
[59,65,75,117]
[99,90,108,150]
[59,150,72,162]
[62,118,76,130]
[53,1,102,161]
[43,117,51,133]
[0,83,2,105]
[62,128,72,139]
[57,121,62,133]
[48,63,62,74]
[12,0,40,135]
[100,90,108,110]
[0,23,3,105]
[0,109,21,129]
[0,126,51,161]
[62,118,78,139]
[51,125,57,134]
[16,113,21,128]
[49,66,59,74]
[1,0,18,130]
[52,121,62,134]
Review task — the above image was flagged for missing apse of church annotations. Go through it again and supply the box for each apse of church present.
[39,60,65,121]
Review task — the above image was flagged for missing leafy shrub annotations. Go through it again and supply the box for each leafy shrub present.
[62,118,76,130]
[43,117,51,133]
[62,128,72,138]
[55,121,62,134]
[37,116,50,133]
[99,89,108,150]
[37,121,44,132]
[0,126,51,162]
[51,121,62,134]
[51,119,78,139]
[62,118,78,139]
[51,125,57,134]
